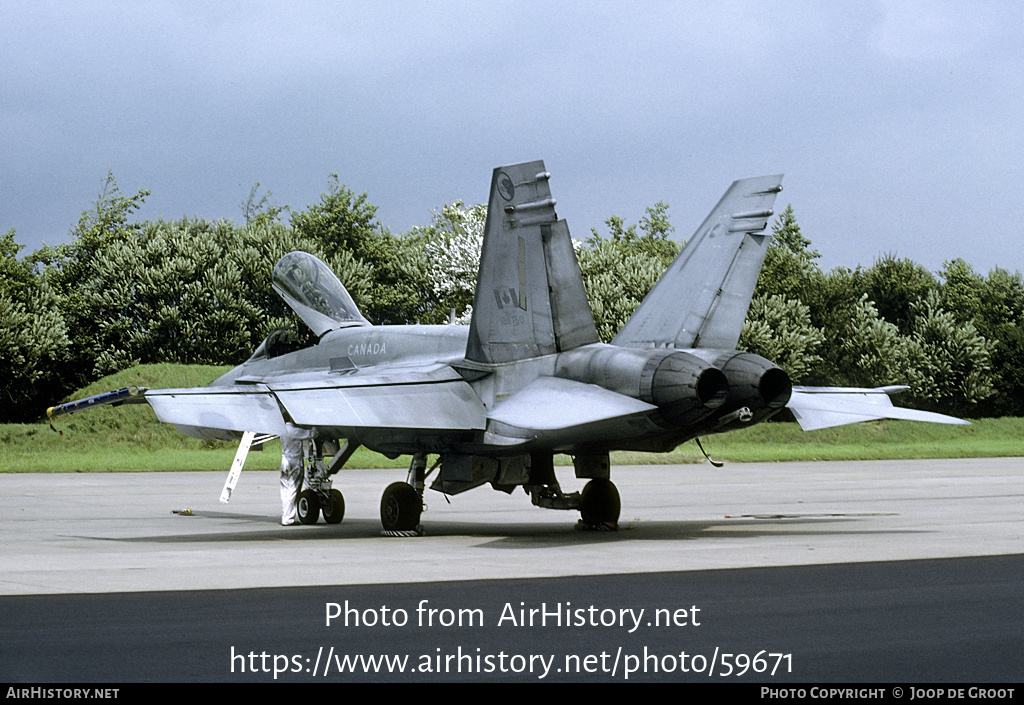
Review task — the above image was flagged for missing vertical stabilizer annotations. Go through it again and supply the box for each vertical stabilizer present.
[466,161,599,364]
[612,174,784,350]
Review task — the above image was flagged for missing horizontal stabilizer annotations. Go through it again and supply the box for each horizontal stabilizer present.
[488,377,656,432]
[787,387,970,431]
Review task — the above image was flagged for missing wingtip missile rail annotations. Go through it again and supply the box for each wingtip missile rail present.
[47,386,148,419]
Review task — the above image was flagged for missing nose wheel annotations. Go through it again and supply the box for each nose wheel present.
[294,438,349,525]
[322,488,345,524]
[297,490,320,524]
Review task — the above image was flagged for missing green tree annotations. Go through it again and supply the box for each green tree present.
[939,258,984,324]
[974,267,1024,415]
[985,320,1024,416]
[978,267,1024,335]
[859,255,937,335]
[832,294,918,388]
[590,201,678,260]
[33,171,150,297]
[905,290,995,414]
[290,174,379,258]
[753,205,821,302]
[745,206,837,382]
[803,265,866,383]
[29,172,150,391]
[579,204,680,341]
[0,229,70,421]
[78,217,374,374]
[291,175,427,324]
[240,181,287,227]
[739,294,825,382]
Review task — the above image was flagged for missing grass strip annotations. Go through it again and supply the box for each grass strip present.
[7,363,1019,472]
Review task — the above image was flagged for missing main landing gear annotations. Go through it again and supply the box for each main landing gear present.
[284,440,428,535]
[379,452,427,536]
[234,433,620,533]
[225,432,428,533]
[529,477,621,531]
[579,478,621,529]
[527,452,621,531]
[380,482,422,533]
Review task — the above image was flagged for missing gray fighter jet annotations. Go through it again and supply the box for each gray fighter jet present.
[48,160,966,533]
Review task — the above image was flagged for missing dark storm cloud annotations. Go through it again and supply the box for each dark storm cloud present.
[2,1,1022,276]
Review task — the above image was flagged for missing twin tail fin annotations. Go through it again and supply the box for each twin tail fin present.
[466,161,599,364]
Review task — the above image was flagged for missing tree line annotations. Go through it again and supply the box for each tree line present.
[2,173,1021,423]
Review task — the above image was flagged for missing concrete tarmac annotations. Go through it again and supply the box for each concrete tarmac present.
[1,457,1021,596]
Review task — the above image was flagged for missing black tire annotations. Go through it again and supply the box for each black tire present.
[380,482,422,531]
[323,489,345,524]
[579,479,621,526]
[297,489,320,524]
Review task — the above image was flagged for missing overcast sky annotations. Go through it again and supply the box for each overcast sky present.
[4,1,1023,277]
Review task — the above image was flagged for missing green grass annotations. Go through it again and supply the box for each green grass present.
[5,363,409,472]
[4,363,1021,472]
[612,416,1024,464]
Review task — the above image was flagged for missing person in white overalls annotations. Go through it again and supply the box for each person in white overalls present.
[280,422,314,525]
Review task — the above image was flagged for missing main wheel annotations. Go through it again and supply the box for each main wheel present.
[380,482,422,532]
[579,479,621,526]
[322,489,345,524]
[297,489,321,524]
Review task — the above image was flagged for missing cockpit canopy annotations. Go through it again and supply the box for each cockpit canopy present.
[272,251,369,337]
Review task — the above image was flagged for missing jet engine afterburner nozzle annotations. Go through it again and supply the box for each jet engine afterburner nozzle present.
[644,351,729,425]
[758,366,793,409]
[690,350,793,431]
[717,352,792,409]
[555,345,728,428]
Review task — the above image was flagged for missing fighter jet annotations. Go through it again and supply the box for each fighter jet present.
[48,160,966,533]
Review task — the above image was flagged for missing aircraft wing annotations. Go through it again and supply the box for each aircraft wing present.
[145,385,289,437]
[270,377,485,431]
[54,364,488,439]
[787,386,970,431]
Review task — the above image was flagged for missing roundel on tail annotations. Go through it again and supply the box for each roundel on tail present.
[496,172,515,201]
